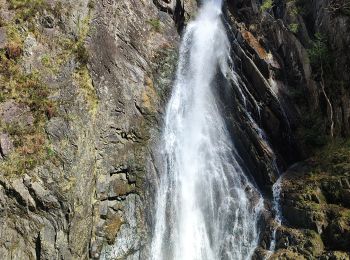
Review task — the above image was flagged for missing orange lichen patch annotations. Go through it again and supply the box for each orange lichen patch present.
[105,215,124,244]
[19,133,46,155]
[142,76,158,113]
[5,42,22,59]
[241,30,268,60]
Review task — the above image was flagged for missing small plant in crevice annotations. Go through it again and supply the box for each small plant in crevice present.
[8,0,49,23]
[288,23,299,33]
[147,19,161,32]
[308,33,331,70]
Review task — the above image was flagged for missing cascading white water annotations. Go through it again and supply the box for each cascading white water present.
[151,1,263,259]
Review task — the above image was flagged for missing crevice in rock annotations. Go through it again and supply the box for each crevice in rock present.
[35,233,41,260]
[0,143,5,158]
[152,0,185,32]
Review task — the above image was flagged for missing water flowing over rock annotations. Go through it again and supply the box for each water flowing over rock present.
[151,1,264,259]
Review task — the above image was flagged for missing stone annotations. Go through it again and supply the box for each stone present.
[46,117,70,142]
[11,179,36,209]
[30,181,60,209]
[0,133,13,158]
[41,15,54,28]
[0,27,7,49]
[39,221,57,259]
[0,101,34,126]
[104,214,124,244]
[108,174,132,198]
[96,174,109,200]
[99,201,108,219]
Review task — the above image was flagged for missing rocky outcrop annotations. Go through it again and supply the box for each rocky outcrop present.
[0,0,196,258]
[223,0,350,258]
[271,143,350,258]
[87,0,185,257]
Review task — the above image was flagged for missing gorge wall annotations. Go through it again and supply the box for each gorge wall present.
[0,0,349,259]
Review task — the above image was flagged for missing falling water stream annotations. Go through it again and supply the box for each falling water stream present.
[151,1,264,259]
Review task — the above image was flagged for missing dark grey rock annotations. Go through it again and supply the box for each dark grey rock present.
[41,15,55,28]
[0,27,7,49]
[0,133,13,158]
[0,100,34,126]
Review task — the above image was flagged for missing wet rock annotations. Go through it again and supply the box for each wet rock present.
[274,226,324,258]
[277,147,350,256]
[270,249,306,260]
[100,194,143,259]
[324,213,350,252]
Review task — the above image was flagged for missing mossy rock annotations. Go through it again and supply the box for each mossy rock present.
[270,249,306,260]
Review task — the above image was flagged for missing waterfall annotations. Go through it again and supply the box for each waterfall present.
[268,175,283,255]
[151,1,263,259]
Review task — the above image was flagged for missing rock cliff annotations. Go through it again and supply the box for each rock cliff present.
[0,0,194,258]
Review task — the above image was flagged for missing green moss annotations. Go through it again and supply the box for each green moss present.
[8,0,48,23]
[73,66,98,115]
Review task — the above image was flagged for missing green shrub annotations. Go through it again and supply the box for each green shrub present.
[308,33,330,66]
[75,42,89,65]
[260,0,274,12]
[289,23,299,33]
[298,112,328,148]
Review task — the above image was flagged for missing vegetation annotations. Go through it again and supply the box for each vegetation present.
[326,0,350,16]
[0,0,95,175]
[0,34,56,174]
[308,33,335,138]
[297,110,329,148]
[288,23,299,33]
[147,19,161,32]
[260,0,274,12]
[73,66,98,115]
[308,33,331,69]
[88,0,95,9]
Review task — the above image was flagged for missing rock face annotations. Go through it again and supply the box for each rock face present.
[0,0,192,258]
[222,0,350,258]
[273,144,350,258]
